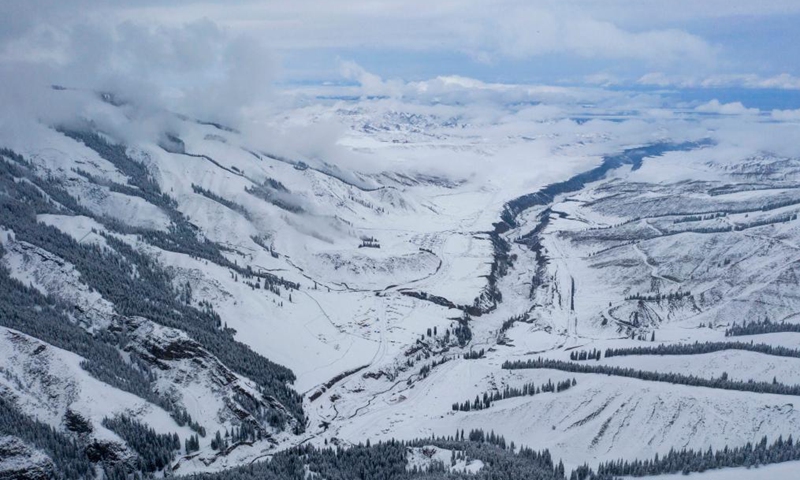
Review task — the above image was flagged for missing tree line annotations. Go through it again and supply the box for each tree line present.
[587,434,800,478]
[673,212,726,223]
[463,348,485,360]
[191,183,252,220]
[624,291,690,302]
[245,180,304,214]
[726,318,800,336]
[570,349,601,361]
[452,378,576,412]
[502,357,800,396]
[604,340,800,360]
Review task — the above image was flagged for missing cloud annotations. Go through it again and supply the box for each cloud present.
[469,8,715,66]
[2,0,799,179]
[639,72,800,90]
[339,60,405,97]
[584,73,623,87]
[704,117,800,158]
[100,1,724,72]
[5,0,799,92]
[332,61,636,113]
[695,99,759,115]
[771,109,800,121]
[0,2,277,136]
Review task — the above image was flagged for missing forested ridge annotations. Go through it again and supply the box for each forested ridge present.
[190,429,566,480]
[0,146,304,428]
[0,396,94,479]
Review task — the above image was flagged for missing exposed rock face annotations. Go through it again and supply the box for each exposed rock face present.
[0,436,56,480]
[122,317,296,434]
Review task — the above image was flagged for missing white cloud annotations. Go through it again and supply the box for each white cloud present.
[695,100,759,115]
[639,72,800,90]
[584,73,623,87]
[0,4,278,133]
[325,61,664,124]
[771,109,800,121]
[80,1,722,68]
[5,0,800,93]
[470,8,715,66]
[550,0,800,26]
[339,60,406,97]
[1,0,798,164]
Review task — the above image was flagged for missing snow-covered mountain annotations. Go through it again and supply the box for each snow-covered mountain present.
[3,86,800,479]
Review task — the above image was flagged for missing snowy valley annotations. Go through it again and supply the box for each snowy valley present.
[2,84,800,480]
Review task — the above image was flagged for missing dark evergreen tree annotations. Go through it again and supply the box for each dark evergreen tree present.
[102,415,179,473]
